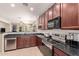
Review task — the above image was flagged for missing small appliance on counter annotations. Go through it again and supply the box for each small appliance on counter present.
[66,33,79,48]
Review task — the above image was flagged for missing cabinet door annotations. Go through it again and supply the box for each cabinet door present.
[38,16,42,29]
[30,36,37,47]
[44,11,48,30]
[48,8,53,20]
[36,37,42,46]
[30,36,37,43]
[41,15,45,30]
[78,4,79,25]
[53,3,61,18]
[54,47,68,56]
[23,36,30,48]
[17,35,39,49]
[16,37,19,49]
[61,3,78,28]
[17,37,24,49]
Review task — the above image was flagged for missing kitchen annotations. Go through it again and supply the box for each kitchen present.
[0,3,79,56]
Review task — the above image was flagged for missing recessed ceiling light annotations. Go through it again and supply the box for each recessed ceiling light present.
[11,4,15,7]
[30,7,34,11]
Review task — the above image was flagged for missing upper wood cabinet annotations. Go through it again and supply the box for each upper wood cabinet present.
[41,14,45,30]
[38,3,79,30]
[44,11,49,29]
[38,14,45,30]
[38,16,42,29]
[48,8,53,20]
[53,3,61,18]
[78,4,79,26]
[61,3,78,29]
[48,4,61,20]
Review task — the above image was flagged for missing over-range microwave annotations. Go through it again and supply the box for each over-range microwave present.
[48,16,61,29]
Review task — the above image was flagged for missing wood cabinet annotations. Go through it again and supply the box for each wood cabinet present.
[16,35,42,49]
[36,37,42,46]
[38,14,45,30]
[23,36,30,48]
[48,3,61,20]
[17,37,24,49]
[48,8,53,20]
[53,3,61,18]
[38,16,42,29]
[38,3,61,30]
[44,11,48,29]
[78,4,79,25]
[17,35,30,49]
[41,14,45,30]
[38,3,79,30]
[52,46,69,56]
[61,3,78,29]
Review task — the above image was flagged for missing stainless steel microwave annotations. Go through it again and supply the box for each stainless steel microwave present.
[48,16,61,29]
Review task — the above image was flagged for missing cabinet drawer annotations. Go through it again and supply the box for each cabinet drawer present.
[54,47,68,56]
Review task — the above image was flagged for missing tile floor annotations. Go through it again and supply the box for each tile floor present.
[0,47,43,56]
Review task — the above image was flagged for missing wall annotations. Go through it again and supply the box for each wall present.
[0,21,11,32]
[15,21,27,32]
[16,21,39,32]
[0,17,11,52]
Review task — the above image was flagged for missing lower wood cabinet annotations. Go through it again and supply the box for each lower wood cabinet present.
[36,37,42,46]
[16,35,42,49]
[23,36,30,48]
[16,37,24,49]
[52,46,69,56]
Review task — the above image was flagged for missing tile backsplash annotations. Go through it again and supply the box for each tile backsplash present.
[37,29,79,34]
[37,29,79,42]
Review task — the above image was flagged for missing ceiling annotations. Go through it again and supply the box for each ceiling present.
[0,3,53,24]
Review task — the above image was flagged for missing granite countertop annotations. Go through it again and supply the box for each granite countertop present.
[39,33,79,56]
[3,32,44,35]
[4,32,44,38]
[50,39,79,56]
